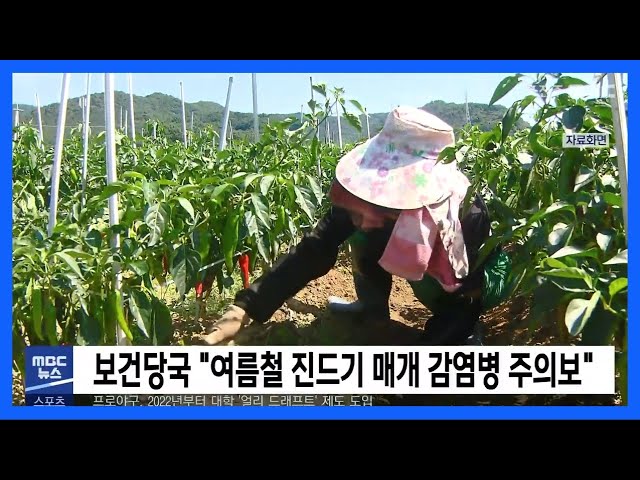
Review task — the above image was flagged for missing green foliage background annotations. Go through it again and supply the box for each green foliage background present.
[12,74,627,403]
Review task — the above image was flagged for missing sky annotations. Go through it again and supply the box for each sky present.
[12,72,611,124]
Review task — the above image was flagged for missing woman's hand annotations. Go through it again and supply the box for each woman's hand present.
[201,305,250,345]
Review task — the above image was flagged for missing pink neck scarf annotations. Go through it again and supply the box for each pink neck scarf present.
[329,181,464,292]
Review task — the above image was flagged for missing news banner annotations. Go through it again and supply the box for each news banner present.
[23,345,616,406]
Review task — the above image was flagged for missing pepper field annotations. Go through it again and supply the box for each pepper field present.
[12,73,628,406]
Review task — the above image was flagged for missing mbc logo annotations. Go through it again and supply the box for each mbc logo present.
[32,356,67,367]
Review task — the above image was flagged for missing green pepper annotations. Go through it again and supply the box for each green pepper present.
[107,290,133,342]
[276,205,286,234]
[31,287,43,341]
[43,292,58,345]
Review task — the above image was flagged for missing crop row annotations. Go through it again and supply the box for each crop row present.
[12,75,628,402]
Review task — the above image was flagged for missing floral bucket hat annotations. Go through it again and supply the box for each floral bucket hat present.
[331,106,472,291]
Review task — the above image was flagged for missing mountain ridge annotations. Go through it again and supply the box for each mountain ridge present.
[13,90,529,145]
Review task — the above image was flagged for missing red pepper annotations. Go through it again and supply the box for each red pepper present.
[238,254,250,289]
[195,281,204,298]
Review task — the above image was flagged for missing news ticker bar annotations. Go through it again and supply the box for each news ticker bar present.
[27,394,376,407]
[24,345,616,398]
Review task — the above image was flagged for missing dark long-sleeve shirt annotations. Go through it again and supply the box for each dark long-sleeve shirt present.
[233,206,356,323]
[233,194,491,324]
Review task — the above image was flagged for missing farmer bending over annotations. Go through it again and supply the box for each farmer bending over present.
[203,106,510,346]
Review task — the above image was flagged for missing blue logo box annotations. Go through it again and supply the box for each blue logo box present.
[25,346,74,406]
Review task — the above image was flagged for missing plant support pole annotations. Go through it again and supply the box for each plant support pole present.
[47,73,71,237]
[252,73,259,142]
[607,73,628,239]
[335,97,343,148]
[180,81,187,147]
[35,93,44,148]
[81,73,91,209]
[104,73,128,346]
[218,76,233,151]
[128,73,136,147]
[365,108,370,139]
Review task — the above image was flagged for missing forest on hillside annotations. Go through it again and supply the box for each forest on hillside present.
[13,91,529,145]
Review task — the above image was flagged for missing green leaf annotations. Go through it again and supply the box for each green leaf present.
[306,174,324,206]
[210,183,233,201]
[53,251,84,279]
[489,74,523,106]
[546,201,576,216]
[144,203,167,247]
[84,229,102,249]
[551,246,600,260]
[242,173,261,190]
[177,184,200,195]
[76,302,102,346]
[244,210,259,239]
[602,192,622,207]
[580,302,618,346]
[59,248,95,262]
[200,177,222,186]
[604,249,627,265]
[597,231,614,253]
[170,244,202,298]
[609,277,627,299]
[574,166,596,192]
[255,229,271,264]
[250,193,270,228]
[517,152,534,170]
[562,106,586,130]
[542,257,570,270]
[129,260,149,276]
[591,104,612,123]
[554,93,573,107]
[555,76,589,88]
[437,145,458,164]
[288,216,298,240]
[142,180,158,204]
[548,223,572,249]
[312,83,327,97]
[177,197,195,221]
[151,296,173,345]
[128,289,153,338]
[259,175,275,197]
[342,112,362,132]
[527,201,575,228]
[123,171,146,180]
[156,179,178,186]
[540,267,593,290]
[97,181,131,203]
[501,103,519,143]
[565,291,601,336]
[293,185,314,221]
[350,99,366,114]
